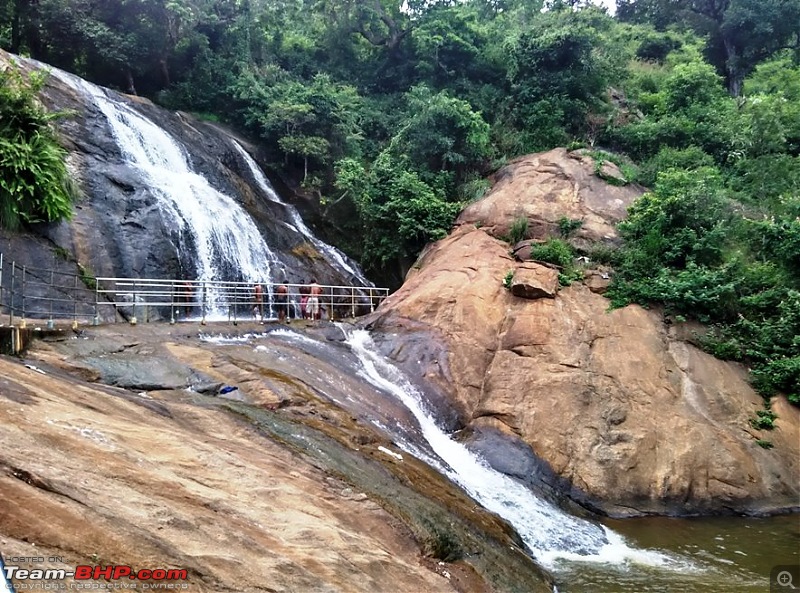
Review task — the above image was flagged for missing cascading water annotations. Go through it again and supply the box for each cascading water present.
[49,67,282,313]
[230,141,372,287]
[343,328,686,571]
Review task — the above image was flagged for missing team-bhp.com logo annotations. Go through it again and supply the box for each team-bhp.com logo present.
[2,562,189,590]
[5,566,187,581]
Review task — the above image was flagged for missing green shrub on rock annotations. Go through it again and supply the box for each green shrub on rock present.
[0,65,75,230]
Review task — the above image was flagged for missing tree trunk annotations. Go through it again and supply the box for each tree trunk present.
[723,37,743,97]
[160,57,171,87]
[11,0,23,53]
[125,69,137,96]
[727,72,743,97]
[396,254,413,283]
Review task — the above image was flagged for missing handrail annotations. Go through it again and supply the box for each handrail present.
[0,255,389,328]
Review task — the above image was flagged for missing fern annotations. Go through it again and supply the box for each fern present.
[0,64,76,230]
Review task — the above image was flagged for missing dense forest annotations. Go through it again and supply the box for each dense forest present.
[1,0,799,402]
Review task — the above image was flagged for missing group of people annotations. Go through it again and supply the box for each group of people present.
[172,278,325,322]
[252,279,324,323]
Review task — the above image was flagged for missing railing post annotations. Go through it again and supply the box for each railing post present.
[170,280,176,325]
[369,288,374,313]
[201,281,207,325]
[130,279,138,325]
[93,277,100,325]
[47,269,55,329]
[351,287,356,318]
[9,261,15,326]
[20,265,26,328]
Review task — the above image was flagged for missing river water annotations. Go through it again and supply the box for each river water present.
[561,513,799,592]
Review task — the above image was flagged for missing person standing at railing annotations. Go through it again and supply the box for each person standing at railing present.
[299,284,310,319]
[274,279,290,323]
[308,279,323,321]
[253,283,264,322]
[177,280,193,318]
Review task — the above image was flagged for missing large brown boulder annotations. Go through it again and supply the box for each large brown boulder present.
[371,153,800,517]
[457,148,643,249]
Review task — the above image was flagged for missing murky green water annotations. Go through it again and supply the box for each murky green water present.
[554,514,799,592]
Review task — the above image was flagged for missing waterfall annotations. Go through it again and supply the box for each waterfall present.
[48,66,282,311]
[230,141,373,287]
[344,328,685,571]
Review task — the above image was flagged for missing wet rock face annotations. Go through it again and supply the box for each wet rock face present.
[0,51,363,320]
[370,155,800,517]
[366,318,467,433]
[0,322,553,593]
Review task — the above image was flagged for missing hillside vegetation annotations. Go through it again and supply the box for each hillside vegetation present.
[1,0,798,400]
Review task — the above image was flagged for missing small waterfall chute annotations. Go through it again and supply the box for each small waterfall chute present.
[231,140,372,287]
[343,327,686,571]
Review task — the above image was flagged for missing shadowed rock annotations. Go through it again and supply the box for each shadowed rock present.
[510,263,559,299]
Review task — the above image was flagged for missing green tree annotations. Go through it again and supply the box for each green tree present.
[336,153,461,279]
[234,67,362,177]
[388,85,492,189]
[607,59,740,163]
[504,8,620,150]
[617,0,800,96]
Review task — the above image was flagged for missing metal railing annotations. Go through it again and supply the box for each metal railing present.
[0,254,389,328]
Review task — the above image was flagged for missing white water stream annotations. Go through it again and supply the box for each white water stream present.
[230,141,372,286]
[49,68,282,313]
[343,328,691,572]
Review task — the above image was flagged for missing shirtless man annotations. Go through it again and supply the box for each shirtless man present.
[253,283,264,321]
[274,280,290,323]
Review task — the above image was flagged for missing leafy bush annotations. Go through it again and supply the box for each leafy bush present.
[529,239,574,269]
[502,269,514,289]
[0,65,75,230]
[459,174,491,202]
[558,217,583,238]
[335,154,461,271]
[558,268,585,287]
[509,216,528,244]
[528,239,584,286]
[638,146,716,187]
[750,409,777,430]
[636,33,681,63]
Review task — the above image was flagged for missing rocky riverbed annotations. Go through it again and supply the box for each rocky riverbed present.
[0,320,551,593]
